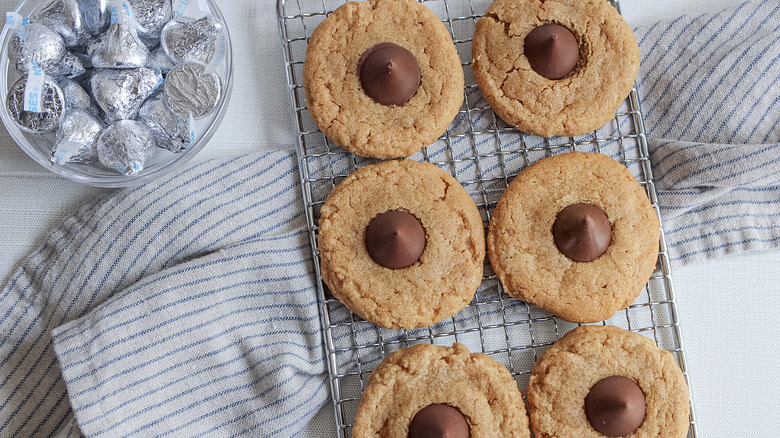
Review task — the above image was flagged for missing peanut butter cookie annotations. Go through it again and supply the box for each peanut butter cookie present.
[303,0,464,158]
[472,0,640,137]
[487,152,660,323]
[528,326,690,438]
[318,160,485,330]
[353,343,530,437]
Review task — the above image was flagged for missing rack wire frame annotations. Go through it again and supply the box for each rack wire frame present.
[277,0,697,436]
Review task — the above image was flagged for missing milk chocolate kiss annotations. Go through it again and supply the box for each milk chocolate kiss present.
[357,42,421,106]
[524,23,580,80]
[552,203,612,262]
[408,404,470,438]
[365,210,426,269]
[585,376,647,437]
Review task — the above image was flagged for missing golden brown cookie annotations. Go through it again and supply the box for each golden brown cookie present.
[472,0,640,137]
[302,0,464,159]
[318,160,485,330]
[528,326,690,438]
[487,152,660,323]
[353,343,530,437]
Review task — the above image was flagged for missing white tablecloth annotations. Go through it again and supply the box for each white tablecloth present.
[0,0,777,437]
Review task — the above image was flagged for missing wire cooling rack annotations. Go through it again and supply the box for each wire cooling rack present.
[277,0,697,436]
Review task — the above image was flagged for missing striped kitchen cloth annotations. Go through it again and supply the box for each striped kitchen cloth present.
[636,0,780,264]
[2,0,780,437]
[0,150,327,437]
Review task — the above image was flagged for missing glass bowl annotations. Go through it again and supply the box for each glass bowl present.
[0,0,233,187]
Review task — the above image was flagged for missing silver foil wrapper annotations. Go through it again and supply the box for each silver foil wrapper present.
[9,23,85,78]
[60,78,99,115]
[91,67,161,121]
[52,109,103,164]
[149,46,175,75]
[163,62,221,118]
[138,93,191,152]
[128,0,172,40]
[78,0,110,35]
[31,0,87,47]
[90,4,150,69]
[6,75,65,134]
[160,15,223,65]
[97,119,155,175]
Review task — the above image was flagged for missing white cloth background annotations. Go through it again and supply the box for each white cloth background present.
[0,0,777,437]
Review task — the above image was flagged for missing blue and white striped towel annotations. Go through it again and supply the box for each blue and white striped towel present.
[637,0,780,263]
[1,0,779,436]
[0,151,327,437]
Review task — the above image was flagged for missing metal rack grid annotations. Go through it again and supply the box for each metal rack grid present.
[277,0,697,436]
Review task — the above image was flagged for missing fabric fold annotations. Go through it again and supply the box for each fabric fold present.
[635,0,780,263]
[0,151,327,437]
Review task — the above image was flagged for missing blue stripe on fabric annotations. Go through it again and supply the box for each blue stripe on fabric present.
[698,49,780,142]
[182,378,327,438]
[671,31,780,141]
[739,164,780,186]
[228,381,327,438]
[729,65,780,143]
[659,197,780,213]
[674,235,780,261]
[56,259,309,357]
[668,143,780,186]
[111,154,298,293]
[656,6,780,138]
[635,21,662,47]
[639,16,700,92]
[760,102,780,143]
[54,242,310,346]
[66,312,320,396]
[654,143,731,179]
[117,372,324,437]
[76,337,321,418]
[641,2,751,122]
[84,348,323,431]
[3,155,292,432]
[669,223,780,248]
[261,388,326,438]
[88,153,288,301]
[204,208,305,254]
[648,139,696,169]
[665,211,780,235]
[0,159,270,420]
[0,157,247,372]
[136,180,301,281]
[61,281,314,372]
[23,389,69,437]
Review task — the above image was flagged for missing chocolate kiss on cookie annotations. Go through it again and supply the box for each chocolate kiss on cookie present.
[585,376,646,437]
[524,23,579,80]
[552,203,611,262]
[365,210,426,269]
[358,42,421,106]
[408,404,470,438]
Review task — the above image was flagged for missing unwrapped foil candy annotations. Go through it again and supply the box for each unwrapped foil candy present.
[97,119,154,175]
[164,62,221,118]
[160,15,223,65]
[6,75,65,134]
[91,67,161,121]
[138,93,192,152]
[52,109,103,164]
